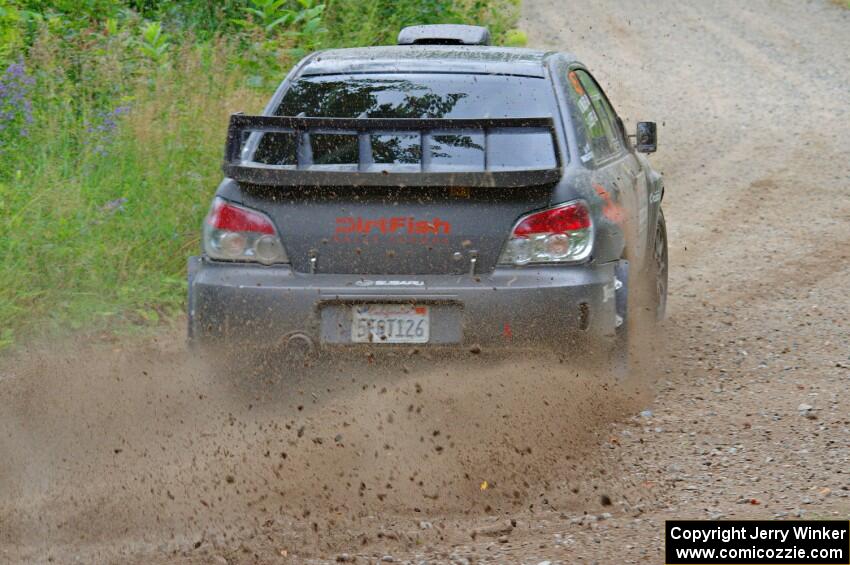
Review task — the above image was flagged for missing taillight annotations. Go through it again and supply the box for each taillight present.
[203,197,288,265]
[498,200,593,265]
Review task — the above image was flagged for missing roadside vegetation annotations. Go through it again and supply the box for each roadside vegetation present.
[0,0,523,348]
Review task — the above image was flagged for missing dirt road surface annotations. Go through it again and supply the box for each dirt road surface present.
[1,1,849,563]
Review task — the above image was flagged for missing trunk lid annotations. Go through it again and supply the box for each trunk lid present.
[240,185,554,275]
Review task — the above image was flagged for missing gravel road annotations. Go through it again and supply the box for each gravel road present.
[1,1,848,563]
[480,0,850,561]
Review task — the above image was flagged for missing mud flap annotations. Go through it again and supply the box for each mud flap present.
[613,259,630,375]
[187,256,201,345]
[614,259,629,331]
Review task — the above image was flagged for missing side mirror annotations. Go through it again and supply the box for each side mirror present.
[635,121,657,153]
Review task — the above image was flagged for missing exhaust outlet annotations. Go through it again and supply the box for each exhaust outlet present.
[284,332,316,360]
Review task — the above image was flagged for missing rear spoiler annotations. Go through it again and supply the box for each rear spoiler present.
[222,114,562,188]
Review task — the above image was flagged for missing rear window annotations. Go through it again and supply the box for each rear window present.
[275,74,557,119]
[251,73,561,170]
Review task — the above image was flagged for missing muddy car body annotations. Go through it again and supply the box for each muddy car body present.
[187,24,667,358]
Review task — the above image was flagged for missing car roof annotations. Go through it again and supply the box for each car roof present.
[298,45,576,78]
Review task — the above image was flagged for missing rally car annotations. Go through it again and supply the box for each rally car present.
[187,24,667,362]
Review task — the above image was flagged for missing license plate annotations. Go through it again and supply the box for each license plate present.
[351,304,429,344]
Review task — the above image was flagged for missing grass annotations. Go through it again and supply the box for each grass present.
[0,0,523,349]
[1,42,261,345]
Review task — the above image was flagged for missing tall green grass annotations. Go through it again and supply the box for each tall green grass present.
[0,39,260,344]
[0,0,522,348]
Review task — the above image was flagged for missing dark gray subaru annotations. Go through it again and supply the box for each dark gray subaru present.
[187,24,667,361]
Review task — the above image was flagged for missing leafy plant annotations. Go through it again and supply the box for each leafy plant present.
[0,1,25,62]
[232,0,327,88]
[283,0,325,55]
[138,20,169,63]
[234,0,290,33]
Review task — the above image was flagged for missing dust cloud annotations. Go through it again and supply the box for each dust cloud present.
[0,330,659,562]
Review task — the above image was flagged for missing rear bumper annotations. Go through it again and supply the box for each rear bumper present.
[188,257,619,352]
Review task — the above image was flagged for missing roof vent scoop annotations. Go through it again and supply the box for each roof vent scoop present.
[397,24,491,46]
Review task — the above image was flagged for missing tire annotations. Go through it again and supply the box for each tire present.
[634,208,668,327]
[649,209,668,321]
[613,208,668,373]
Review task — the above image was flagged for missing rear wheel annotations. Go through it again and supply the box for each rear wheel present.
[650,209,669,321]
[614,208,668,372]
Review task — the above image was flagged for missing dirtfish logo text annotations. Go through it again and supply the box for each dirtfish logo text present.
[335,216,452,235]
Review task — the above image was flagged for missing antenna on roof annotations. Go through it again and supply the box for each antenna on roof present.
[397,24,491,46]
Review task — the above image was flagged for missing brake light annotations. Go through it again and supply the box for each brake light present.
[203,197,288,265]
[207,198,275,234]
[499,200,593,265]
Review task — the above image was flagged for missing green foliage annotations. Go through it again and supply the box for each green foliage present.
[138,20,169,62]
[237,0,318,34]
[503,28,526,47]
[0,0,524,348]
[232,0,327,88]
[323,0,463,47]
[134,1,246,36]
[323,0,522,48]
[0,1,25,59]
[16,0,125,23]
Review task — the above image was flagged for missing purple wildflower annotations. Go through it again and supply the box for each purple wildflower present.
[0,59,35,144]
[84,105,132,157]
